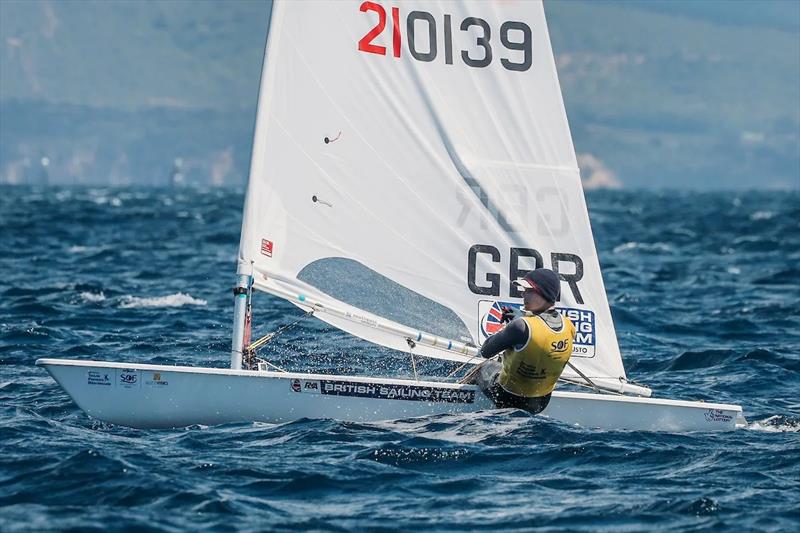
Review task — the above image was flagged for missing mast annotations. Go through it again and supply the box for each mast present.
[230,273,251,370]
[232,2,274,371]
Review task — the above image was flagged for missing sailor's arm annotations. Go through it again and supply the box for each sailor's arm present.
[478,318,529,358]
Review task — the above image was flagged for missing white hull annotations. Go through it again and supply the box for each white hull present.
[36,359,744,432]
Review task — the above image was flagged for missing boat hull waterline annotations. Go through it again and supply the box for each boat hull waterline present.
[36,359,744,432]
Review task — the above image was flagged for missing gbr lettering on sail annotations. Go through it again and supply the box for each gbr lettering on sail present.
[469,245,596,358]
[467,244,585,304]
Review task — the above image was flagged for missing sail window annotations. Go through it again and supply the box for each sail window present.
[298,258,473,344]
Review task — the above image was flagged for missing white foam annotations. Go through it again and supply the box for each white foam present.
[747,415,800,433]
[80,291,106,303]
[376,410,532,443]
[749,211,774,221]
[68,245,102,254]
[119,292,207,309]
[613,241,673,254]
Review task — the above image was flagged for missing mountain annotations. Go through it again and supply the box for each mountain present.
[1,0,797,188]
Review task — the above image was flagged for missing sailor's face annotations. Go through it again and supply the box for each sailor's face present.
[523,288,546,311]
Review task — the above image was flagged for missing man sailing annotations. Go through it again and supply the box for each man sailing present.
[469,268,576,414]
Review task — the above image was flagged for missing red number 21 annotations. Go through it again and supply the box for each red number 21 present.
[358,2,401,58]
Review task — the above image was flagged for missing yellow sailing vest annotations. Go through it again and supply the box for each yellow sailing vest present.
[499,313,576,397]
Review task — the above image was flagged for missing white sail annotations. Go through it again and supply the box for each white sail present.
[239,0,635,390]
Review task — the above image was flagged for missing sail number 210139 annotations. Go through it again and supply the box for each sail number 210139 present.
[357,2,532,72]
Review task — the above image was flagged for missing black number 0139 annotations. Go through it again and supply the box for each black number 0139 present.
[357,1,532,72]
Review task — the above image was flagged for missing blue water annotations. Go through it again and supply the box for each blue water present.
[1,187,799,531]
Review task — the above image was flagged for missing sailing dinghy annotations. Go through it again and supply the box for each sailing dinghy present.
[38,0,743,431]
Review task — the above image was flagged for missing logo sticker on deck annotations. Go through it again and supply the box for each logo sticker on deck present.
[319,380,475,404]
[302,380,320,394]
[477,301,597,358]
[704,409,733,423]
[144,371,169,388]
[290,379,321,394]
[117,368,140,389]
[87,370,112,387]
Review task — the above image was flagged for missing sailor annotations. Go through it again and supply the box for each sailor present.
[472,268,575,414]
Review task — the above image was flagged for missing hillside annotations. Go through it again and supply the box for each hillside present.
[1,0,797,188]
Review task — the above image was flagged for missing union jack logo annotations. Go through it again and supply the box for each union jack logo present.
[480,301,522,339]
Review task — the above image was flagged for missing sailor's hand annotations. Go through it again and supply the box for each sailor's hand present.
[500,306,521,324]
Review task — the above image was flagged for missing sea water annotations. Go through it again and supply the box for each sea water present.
[1,187,798,530]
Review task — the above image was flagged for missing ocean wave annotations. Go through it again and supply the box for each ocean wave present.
[668,348,797,372]
[4,188,799,532]
[360,444,471,466]
[67,245,103,254]
[612,241,674,254]
[747,415,800,433]
[749,211,774,221]
[79,291,106,303]
[118,293,207,309]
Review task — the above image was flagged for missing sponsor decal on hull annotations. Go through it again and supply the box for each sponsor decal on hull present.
[144,371,169,388]
[87,369,113,387]
[290,379,322,394]
[117,368,140,390]
[318,380,475,404]
[704,409,734,423]
[478,300,597,358]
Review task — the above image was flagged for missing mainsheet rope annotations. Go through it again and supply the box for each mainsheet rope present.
[248,309,315,352]
[246,310,315,372]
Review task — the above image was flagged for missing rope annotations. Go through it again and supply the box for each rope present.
[249,310,314,351]
[246,310,314,373]
[448,353,481,379]
[565,362,608,394]
[457,358,485,384]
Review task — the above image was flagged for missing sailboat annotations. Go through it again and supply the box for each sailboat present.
[37,0,744,431]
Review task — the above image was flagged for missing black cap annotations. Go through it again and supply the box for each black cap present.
[512,268,561,303]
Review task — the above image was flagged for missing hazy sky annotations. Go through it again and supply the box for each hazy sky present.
[1,0,798,189]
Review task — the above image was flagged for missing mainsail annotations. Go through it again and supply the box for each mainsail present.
[238,0,648,395]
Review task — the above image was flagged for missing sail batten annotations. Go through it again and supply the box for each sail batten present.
[239,0,631,391]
